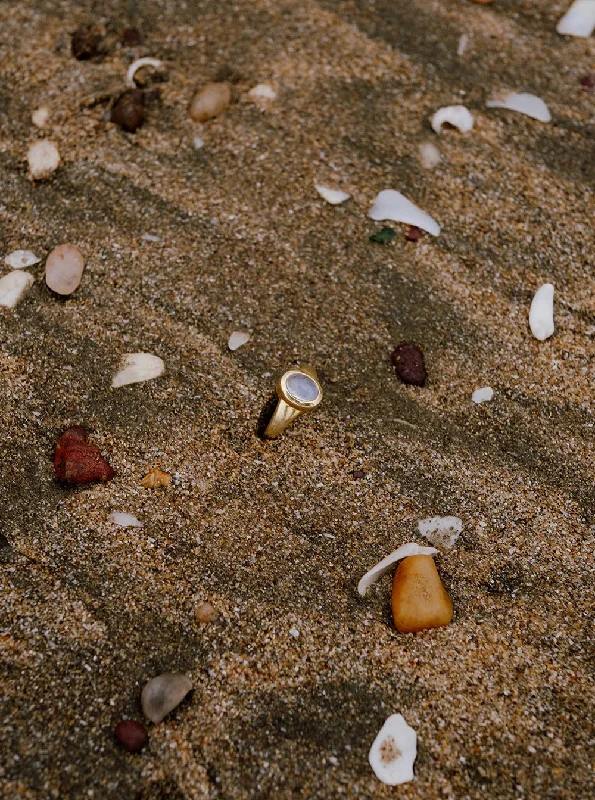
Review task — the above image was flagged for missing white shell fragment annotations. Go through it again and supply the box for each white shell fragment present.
[457,34,468,56]
[27,139,60,180]
[110,511,143,528]
[369,714,417,786]
[368,190,441,236]
[31,107,50,128]
[431,105,474,134]
[418,142,441,169]
[0,271,35,308]
[529,283,555,341]
[315,184,351,205]
[557,0,595,37]
[112,353,165,388]
[228,330,251,351]
[141,673,193,724]
[418,516,463,549]
[486,93,551,123]
[5,250,40,269]
[193,134,205,149]
[248,83,277,101]
[472,386,494,404]
[358,542,438,596]
[126,57,164,88]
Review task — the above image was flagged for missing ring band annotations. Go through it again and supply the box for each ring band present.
[264,366,323,439]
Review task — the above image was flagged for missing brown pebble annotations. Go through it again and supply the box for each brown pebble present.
[391,343,427,386]
[54,426,115,484]
[110,89,145,133]
[580,74,595,91]
[71,24,104,60]
[189,82,231,122]
[405,225,422,242]
[121,27,143,46]
[352,470,366,480]
[114,720,148,753]
[392,554,454,633]
[141,467,172,489]
[195,601,219,623]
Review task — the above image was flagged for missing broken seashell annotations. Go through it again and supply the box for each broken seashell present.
[228,330,251,351]
[0,271,35,308]
[126,57,164,88]
[486,92,551,123]
[472,386,494,404]
[110,511,143,528]
[141,467,172,489]
[53,426,115,484]
[314,184,351,205]
[457,34,469,56]
[392,554,454,633]
[557,0,595,37]
[27,139,60,180]
[32,107,50,128]
[248,83,276,101]
[369,714,417,786]
[45,244,85,296]
[5,250,40,269]
[112,353,165,388]
[368,190,441,236]
[431,105,474,134]
[529,283,554,341]
[189,82,231,122]
[141,673,192,724]
[358,542,438,596]
[418,516,462,549]
[418,141,441,169]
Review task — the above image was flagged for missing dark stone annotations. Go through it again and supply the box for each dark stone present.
[121,27,143,46]
[71,24,104,60]
[114,720,148,753]
[391,342,427,386]
[110,89,145,133]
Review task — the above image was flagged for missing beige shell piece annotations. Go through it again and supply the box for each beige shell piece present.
[189,83,231,122]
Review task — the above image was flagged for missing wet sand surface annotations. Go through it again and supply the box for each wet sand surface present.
[0,1,593,798]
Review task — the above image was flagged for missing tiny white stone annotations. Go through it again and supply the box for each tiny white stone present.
[418,516,463,549]
[486,92,551,123]
[418,141,441,169]
[457,34,468,56]
[369,714,417,786]
[472,386,494,404]
[557,0,595,37]
[368,190,441,236]
[193,134,205,149]
[358,542,438,596]
[141,233,160,242]
[228,330,251,351]
[289,627,300,638]
[126,57,164,88]
[314,184,351,205]
[248,83,277,101]
[110,511,143,528]
[31,106,50,128]
[431,105,474,134]
[112,353,165,388]
[27,139,61,180]
[0,271,35,308]
[4,250,40,269]
[529,283,555,341]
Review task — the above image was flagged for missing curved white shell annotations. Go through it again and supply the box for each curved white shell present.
[431,105,474,134]
[358,542,438,596]
[112,353,165,388]
[529,283,555,341]
[126,57,163,88]
[0,271,35,308]
[315,184,351,205]
[368,190,441,236]
[486,93,551,123]
[557,0,595,37]
[4,250,40,269]
[369,714,417,785]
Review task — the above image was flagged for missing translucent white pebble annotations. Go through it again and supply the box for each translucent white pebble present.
[45,244,85,295]
[369,714,417,786]
[315,184,351,205]
[472,386,494,404]
[431,105,474,134]
[5,250,40,269]
[248,83,277,101]
[418,516,463,549]
[0,271,35,308]
[126,57,163,88]
[557,0,595,37]
[418,142,441,169]
[112,353,165,388]
[228,330,251,351]
[141,673,193,723]
[110,511,143,528]
[457,34,468,56]
[486,92,551,123]
[358,542,438,596]
[529,283,555,341]
[193,134,205,149]
[368,190,441,236]
[31,107,50,128]
[27,139,61,179]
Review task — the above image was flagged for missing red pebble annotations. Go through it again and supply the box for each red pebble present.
[391,343,427,386]
[114,720,148,753]
[405,225,422,242]
[579,74,595,91]
[54,426,115,484]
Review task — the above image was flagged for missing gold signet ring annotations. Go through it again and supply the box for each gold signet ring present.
[263,366,323,439]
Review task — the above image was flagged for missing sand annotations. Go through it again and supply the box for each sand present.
[0,1,593,798]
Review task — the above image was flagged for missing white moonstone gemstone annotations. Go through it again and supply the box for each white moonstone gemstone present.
[27,139,60,179]
[0,271,35,308]
[286,373,319,403]
[5,250,40,269]
[369,714,417,785]
[529,283,555,341]
[45,244,85,295]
